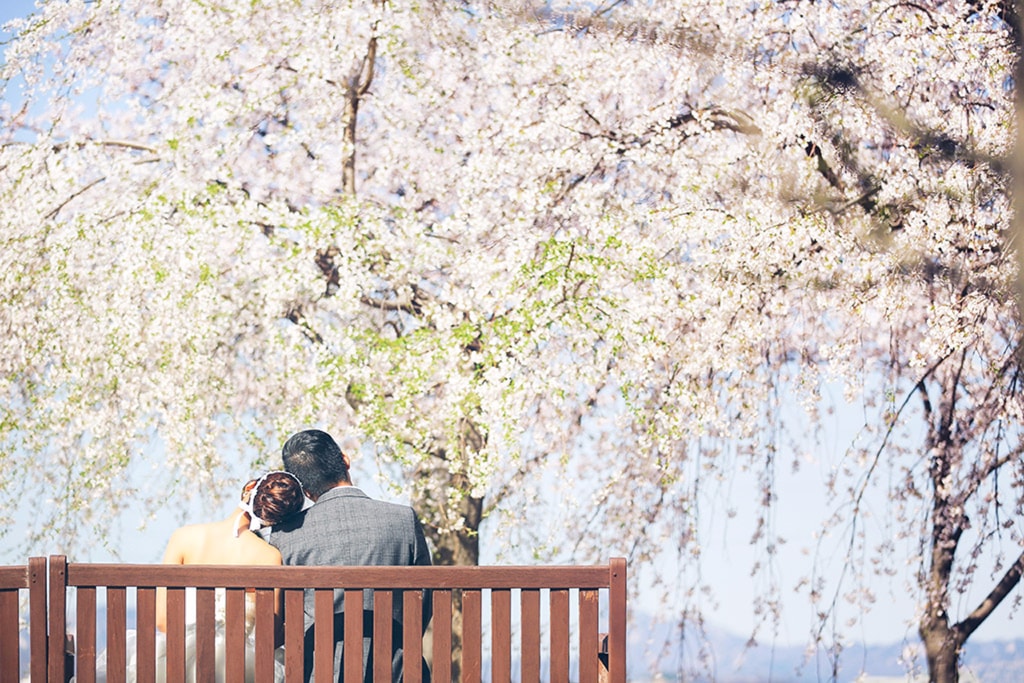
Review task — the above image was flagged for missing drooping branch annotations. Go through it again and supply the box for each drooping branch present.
[486,451,563,518]
[44,176,108,220]
[954,549,1024,641]
[960,442,1024,505]
[50,139,160,155]
[804,59,1008,176]
[575,103,761,160]
[850,354,947,514]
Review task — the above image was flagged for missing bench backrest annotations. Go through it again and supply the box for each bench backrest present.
[3,556,627,683]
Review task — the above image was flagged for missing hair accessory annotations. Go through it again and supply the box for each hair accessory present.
[234,470,314,537]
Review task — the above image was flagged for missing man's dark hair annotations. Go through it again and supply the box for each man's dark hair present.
[281,429,351,497]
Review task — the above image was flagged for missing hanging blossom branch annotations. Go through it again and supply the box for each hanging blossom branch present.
[955,550,1024,641]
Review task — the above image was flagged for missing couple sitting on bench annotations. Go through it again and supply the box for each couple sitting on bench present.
[90,429,433,683]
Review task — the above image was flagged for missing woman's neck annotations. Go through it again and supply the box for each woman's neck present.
[229,510,252,537]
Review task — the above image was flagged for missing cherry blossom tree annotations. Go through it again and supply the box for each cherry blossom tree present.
[1,1,1022,681]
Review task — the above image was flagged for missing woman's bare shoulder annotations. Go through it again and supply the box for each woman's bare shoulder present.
[236,531,283,565]
[163,522,216,563]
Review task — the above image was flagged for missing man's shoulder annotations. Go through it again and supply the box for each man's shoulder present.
[357,496,419,522]
[319,487,415,512]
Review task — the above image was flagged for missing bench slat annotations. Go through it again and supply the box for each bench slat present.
[521,588,540,683]
[550,588,570,683]
[431,589,452,683]
[136,588,157,683]
[76,586,97,683]
[313,589,334,682]
[343,589,362,682]
[195,587,216,683]
[579,588,600,682]
[165,587,186,681]
[461,589,482,683]
[0,589,20,683]
[373,590,393,682]
[403,590,423,683]
[109,587,129,683]
[254,588,276,683]
[491,589,511,683]
[283,589,304,683]
[0,566,27,683]
[224,588,246,683]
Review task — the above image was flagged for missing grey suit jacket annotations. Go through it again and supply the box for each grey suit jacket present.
[262,485,434,683]
[264,486,432,622]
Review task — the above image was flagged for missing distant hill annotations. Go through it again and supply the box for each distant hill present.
[628,612,1024,682]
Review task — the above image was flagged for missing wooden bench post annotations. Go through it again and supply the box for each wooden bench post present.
[609,556,627,683]
[48,555,70,683]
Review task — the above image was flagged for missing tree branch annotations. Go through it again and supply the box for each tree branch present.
[51,139,159,154]
[359,293,422,315]
[960,442,1024,504]
[45,176,107,220]
[955,549,1024,641]
[851,353,948,514]
[341,6,381,195]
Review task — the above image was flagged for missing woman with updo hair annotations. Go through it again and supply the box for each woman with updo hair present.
[84,471,311,683]
[242,471,310,528]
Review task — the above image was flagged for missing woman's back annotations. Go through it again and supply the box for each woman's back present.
[165,518,283,567]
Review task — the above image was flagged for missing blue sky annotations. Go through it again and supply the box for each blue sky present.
[1,0,35,41]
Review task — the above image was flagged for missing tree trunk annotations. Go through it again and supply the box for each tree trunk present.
[919,386,962,683]
[920,619,964,683]
[919,513,965,683]
[424,491,483,683]
[919,495,965,683]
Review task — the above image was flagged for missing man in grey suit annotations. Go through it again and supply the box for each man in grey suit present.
[263,429,433,683]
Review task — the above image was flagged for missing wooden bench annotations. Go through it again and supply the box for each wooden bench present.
[2,555,627,682]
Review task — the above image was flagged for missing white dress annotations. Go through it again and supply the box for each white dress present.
[79,589,286,683]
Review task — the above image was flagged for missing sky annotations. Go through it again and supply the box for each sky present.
[2,0,1020,666]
